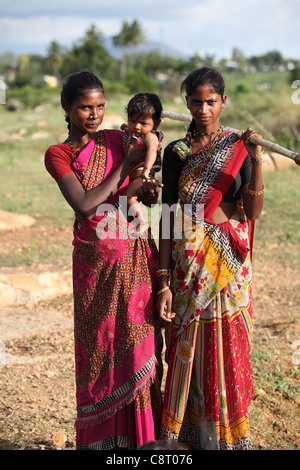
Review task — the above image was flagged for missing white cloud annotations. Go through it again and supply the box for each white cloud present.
[0,0,300,59]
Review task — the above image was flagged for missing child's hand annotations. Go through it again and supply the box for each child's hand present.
[141,168,151,179]
[120,123,129,132]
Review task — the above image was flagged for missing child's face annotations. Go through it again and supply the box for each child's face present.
[128,114,155,137]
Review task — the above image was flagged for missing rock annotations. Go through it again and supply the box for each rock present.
[6,98,24,111]
[0,210,35,231]
[30,131,49,140]
[262,152,296,171]
[294,395,300,406]
[52,431,67,450]
[0,258,72,307]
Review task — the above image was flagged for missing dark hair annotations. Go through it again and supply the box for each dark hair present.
[61,71,104,104]
[181,66,225,99]
[125,93,163,129]
[181,67,225,144]
[61,71,104,130]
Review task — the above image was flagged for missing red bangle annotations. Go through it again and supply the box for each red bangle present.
[248,185,264,196]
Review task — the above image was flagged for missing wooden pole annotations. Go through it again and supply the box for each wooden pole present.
[161,110,300,166]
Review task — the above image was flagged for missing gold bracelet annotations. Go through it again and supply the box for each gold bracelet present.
[157,286,170,295]
[155,269,171,280]
[248,185,264,196]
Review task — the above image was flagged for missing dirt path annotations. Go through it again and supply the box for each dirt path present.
[0,225,299,450]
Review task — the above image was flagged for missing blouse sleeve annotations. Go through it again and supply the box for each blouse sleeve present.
[161,142,184,204]
[240,155,252,185]
[44,145,74,182]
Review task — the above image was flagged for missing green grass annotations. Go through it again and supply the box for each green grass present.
[254,167,300,269]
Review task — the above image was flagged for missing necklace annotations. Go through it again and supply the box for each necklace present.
[192,126,221,137]
[68,136,84,182]
[188,126,223,181]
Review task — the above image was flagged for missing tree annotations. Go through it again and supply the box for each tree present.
[61,24,117,81]
[125,67,157,94]
[113,20,145,78]
[44,41,64,81]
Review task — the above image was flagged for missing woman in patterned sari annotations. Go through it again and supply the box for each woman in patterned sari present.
[45,72,163,450]
[157,67,264,450]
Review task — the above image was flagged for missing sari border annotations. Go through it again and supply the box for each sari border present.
[76,354,156,428]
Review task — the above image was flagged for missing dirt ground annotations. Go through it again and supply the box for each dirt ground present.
[0,223,299,451]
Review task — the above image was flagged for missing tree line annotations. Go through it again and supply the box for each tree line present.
[1,21,299,97]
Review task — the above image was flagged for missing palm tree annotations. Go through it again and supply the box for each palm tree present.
[113,20,145,78]
[82,24,103,44]
[44,41,64,81]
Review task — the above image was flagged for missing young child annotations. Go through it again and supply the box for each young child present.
[121,93,163,235]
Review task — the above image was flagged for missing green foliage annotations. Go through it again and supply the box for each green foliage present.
[6,85,60,108]
[124,67,158,94]
[60,25,118,81]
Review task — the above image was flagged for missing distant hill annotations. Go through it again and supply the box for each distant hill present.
[103,36,186,59]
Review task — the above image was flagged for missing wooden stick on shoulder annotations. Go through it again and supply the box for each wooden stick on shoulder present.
[161,110,300,165]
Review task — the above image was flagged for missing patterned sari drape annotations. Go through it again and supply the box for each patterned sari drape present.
[160,132,254,450]
[71,130,162,449]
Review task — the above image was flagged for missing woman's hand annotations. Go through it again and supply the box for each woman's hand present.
[124,144,146,172]
[140,178,163,206]
[157,289,176,323]
[241,127,263,159]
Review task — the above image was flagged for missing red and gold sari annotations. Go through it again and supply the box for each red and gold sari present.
[160,132,254,450]
[71,130,162,449]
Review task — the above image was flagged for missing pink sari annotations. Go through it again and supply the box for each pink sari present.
[71,130,162,449]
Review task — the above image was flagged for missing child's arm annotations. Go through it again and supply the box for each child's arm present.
[141,132,159,178]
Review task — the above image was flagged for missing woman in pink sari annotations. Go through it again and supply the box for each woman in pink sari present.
[45,72,163,450]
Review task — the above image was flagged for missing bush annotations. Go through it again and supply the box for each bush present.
[6,85,60,108]
[125,67,158,94]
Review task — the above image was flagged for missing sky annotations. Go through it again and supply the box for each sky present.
[1,0,300,60]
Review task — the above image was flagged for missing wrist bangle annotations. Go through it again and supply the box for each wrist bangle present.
[251,157,263,163]
[248,185,264,196]
[157,286,170,295]
[156,269,171,281]
[249,150,264,160]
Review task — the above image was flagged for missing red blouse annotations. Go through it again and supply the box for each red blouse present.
[45,144,75,181]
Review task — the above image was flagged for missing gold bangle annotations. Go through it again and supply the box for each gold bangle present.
[248,185,264,196]
[157,286,170,295]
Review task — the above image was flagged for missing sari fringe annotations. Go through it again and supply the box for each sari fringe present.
[75,356,158,430]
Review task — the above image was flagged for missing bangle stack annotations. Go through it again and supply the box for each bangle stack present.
[248,185,264,196]
[156,269,171,295]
